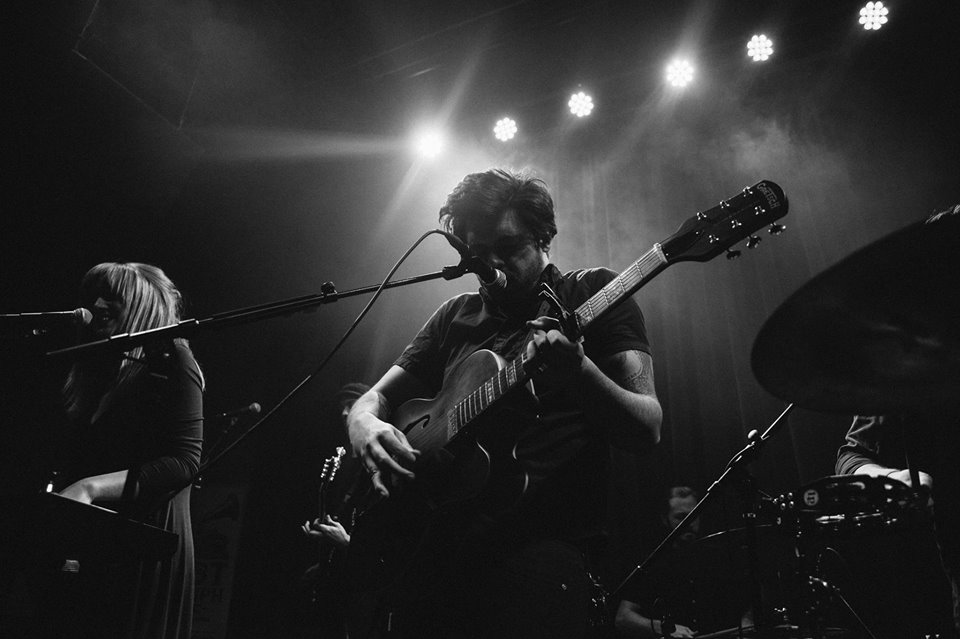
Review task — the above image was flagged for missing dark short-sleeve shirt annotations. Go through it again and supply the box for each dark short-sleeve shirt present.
[394,264,650,544]
[836,415,887,476]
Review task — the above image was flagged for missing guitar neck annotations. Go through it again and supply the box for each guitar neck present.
[445,179,787,445]
[449,244,669,438]
[572,244,668,334]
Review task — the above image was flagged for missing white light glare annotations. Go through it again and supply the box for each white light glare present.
[568,91,594,118]
[412,128,445,159]
[665,59,695,88]
[493,118,518,141]
[747,34,774,62]
[859,2,889,30]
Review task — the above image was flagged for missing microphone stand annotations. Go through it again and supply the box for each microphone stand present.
[46,260,478,501]
[610,403,796,636]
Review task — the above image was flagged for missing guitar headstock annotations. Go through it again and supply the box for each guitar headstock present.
[320,446,346,483]
[661,180,788,263]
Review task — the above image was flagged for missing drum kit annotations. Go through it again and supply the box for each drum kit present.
[619,211,960,637]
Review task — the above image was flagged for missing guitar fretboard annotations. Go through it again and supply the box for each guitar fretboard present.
[573,244,667,329]
[446,244,668,440]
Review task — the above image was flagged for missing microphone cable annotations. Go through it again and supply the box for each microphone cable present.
[194,229,466,480]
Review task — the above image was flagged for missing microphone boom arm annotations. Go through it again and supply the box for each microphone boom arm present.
[46,268,468,360]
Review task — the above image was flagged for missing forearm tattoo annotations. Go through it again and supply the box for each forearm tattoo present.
[620,350,656,396]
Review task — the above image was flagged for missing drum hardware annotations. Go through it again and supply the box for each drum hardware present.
[803,576,876,639]
[779,539,878,639]
[587,570,610,629]
[697,623,856,638]
[748,212,960,635]
[611,404,797,635]
[768,474,936,638]
[616,454,891,636]
[773,475,928,539]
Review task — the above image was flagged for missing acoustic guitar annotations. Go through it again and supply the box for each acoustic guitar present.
[394,180,788,505]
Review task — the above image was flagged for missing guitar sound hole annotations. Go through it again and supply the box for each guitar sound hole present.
[402,415,430,435]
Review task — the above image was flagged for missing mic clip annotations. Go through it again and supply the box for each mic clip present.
[441,263,469,281]
[441,256,485,282]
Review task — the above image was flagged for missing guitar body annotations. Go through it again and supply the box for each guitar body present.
[395,348,534,506]
[345,351,539,638]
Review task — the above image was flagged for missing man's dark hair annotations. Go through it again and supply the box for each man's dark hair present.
[439,168,558,252]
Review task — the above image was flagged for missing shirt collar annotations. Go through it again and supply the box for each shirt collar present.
[479,263,562,318]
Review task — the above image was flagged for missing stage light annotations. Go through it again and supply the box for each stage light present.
[859,2,889,30]
[747,35,773,62]
[411,128,445,159]
[568,91,594,118]
[665,59,694,88]
[493,117,518,141]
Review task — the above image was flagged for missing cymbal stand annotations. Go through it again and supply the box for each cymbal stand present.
[807,574,878,639]
[611,403,796,636]
[731,453,767,631]
[783,526,879,639]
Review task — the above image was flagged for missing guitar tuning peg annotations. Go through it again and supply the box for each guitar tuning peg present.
[768,223,786,235]
[746,235,762,249]
[726,248,742,260]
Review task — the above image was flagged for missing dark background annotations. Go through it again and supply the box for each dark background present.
[3,1,958,636]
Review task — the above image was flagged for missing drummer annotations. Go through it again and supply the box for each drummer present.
[835,205,960,635]
[836,413,960,635]
[614,486,701,638]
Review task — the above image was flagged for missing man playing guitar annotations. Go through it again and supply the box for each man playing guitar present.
[346,168,662,638]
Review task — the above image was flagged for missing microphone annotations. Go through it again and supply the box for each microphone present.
[440,231,507,290]
[1,308,93,337]
[1,308,93,326]
[212,402,262,422]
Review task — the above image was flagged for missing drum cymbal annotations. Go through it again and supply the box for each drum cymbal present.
[752,212,960,414]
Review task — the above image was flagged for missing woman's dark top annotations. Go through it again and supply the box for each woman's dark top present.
[66,341,203,639]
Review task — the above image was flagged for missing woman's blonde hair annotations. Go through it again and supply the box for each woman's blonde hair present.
[64,262,189,418]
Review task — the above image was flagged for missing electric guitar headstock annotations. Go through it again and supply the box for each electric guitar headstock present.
[661,180,788,263]
[320,446,346,485]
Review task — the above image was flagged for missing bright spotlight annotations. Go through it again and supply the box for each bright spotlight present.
[493,117,518,141]
[859,2,889,30]
[412,128,445,159]
[568,91,594,118]
[747,35,774,61]
[665,59,694,88]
